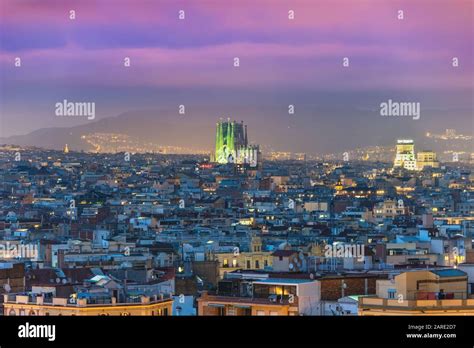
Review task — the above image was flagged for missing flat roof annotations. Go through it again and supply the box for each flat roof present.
[431,269,466,278]
[253,278,314,285]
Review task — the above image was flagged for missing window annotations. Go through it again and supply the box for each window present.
[388,289,396,299]
[255,260,260,269]
[232,259,237,267]
[269,311,278,316]
[256,310,265,316]
[264,260,268,267]
[246,260,251,269]
[223,259,228,267]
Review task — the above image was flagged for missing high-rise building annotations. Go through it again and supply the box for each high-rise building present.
[393,139,416,170]
[214,119,259,166]
[417,150,439,170]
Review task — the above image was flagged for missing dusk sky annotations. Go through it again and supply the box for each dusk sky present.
[0,0,472,153]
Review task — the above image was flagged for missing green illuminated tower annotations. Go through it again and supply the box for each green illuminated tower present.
[215,119,258,165]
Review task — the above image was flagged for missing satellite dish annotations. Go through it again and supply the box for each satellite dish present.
[3,284,11,293]
[309,273,315,280]
[56,278,61,283]
[289,263,294,270]
[62,279,67,284]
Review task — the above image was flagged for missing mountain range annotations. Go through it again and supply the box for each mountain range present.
[0,110,214,152]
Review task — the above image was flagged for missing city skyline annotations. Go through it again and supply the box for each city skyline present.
[1,0,473,154]
[1,1,474,344]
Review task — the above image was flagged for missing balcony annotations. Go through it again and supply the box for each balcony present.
[359,295,474,311]
[3,293,173,308]
[201,292,299,309]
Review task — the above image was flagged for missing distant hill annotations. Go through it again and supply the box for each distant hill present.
[0,110,214,151]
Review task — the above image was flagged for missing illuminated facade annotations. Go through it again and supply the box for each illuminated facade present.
[358,269,474,315]
[393,139,417,170]
[211,237,273,278]
[416,150,439,170]
[3,294,173,316]
[214,119,259,165]
[198,278,319,316]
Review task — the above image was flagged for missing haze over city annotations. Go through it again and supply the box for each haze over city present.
[1,0,472,154]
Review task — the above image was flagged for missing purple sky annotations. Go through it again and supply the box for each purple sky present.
[0,0,472,152]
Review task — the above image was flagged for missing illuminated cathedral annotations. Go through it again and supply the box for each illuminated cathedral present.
[214,119,259,166]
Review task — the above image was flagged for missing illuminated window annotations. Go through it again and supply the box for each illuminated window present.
[232,259,237,267]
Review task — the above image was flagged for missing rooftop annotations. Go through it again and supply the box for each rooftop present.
[430,269,467,278]
[253,278,314,285]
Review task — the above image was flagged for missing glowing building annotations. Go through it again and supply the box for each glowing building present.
[358,270,473,316]
[393,139,417,170]
[417,150,439,170]
[214,119,259,166]
[3,293,173,316]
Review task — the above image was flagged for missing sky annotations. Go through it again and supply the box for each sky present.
[0,0,472,153]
